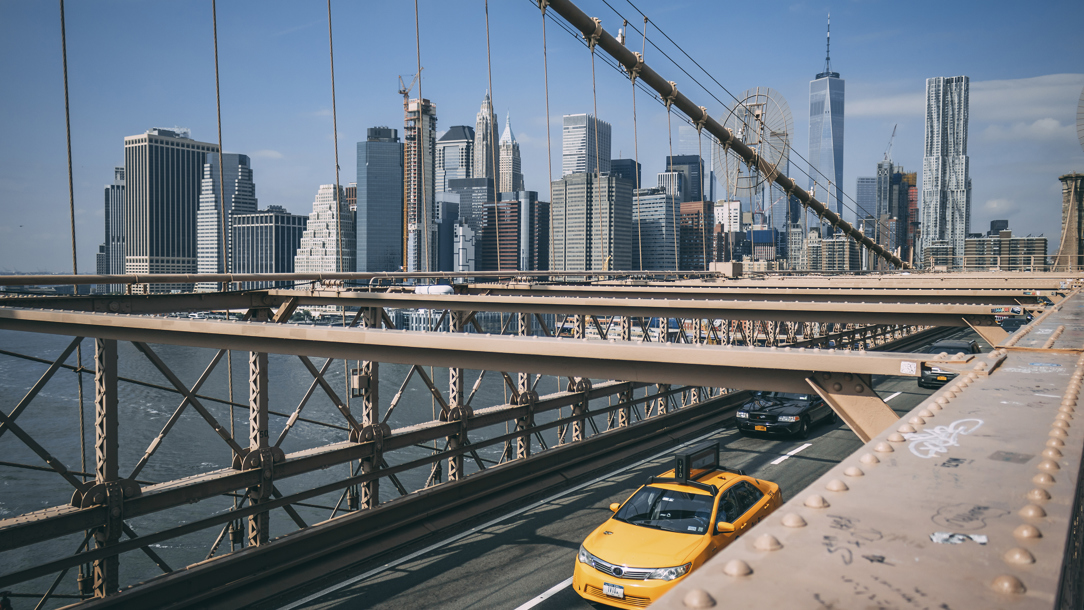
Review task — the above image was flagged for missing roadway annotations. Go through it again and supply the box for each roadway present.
[271,331,986,610]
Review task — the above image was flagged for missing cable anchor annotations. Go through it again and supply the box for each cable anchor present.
[584,17,602,51]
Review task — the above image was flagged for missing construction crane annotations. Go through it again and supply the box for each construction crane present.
[398,72,420,101]
[883,124,897,162]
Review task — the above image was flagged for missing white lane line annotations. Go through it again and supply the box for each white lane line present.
[513,576,574,610]
[884,391,902,402]
[770,442,813,465]
[279,428,729,609]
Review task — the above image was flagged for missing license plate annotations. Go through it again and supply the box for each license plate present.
[755,425,767,431]
[603,582,625,599]
[936,376,947,381]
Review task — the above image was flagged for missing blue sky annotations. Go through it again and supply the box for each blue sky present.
[1,0,1082,272]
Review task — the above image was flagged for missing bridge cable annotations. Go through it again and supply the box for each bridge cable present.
[485,0,502,271]
[589,43,605,270]
[326,0,344,276]
[212,0,228,292]
[539,2,555,269]
[414,0,430,272]
[631,17,644,271]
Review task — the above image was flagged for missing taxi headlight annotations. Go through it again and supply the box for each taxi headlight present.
[647,562,691,581]
[736,411,749,419]
[578,545,597,565]
[778,415,800,423]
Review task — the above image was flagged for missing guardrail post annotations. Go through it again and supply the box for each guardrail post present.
[247,351,270,546]
[92,338,119,597]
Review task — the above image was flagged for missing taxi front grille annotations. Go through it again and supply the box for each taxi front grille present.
[588,558,652,580]
[585,584,651,607]
[748,413,776,422]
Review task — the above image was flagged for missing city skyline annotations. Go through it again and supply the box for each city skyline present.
[1,0,1082,271]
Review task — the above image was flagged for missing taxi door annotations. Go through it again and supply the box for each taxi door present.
[707,485,746,556]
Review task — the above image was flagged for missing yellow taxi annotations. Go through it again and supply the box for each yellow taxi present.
[573,442,782,608]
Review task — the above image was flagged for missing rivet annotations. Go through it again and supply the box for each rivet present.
[754,534,783,551]
[1043,447,1063,459]
[1019,504,1046,519]
[821,372,831,380]
[825,479,849,492]
[110,507,121,518]
[1014,524,1042,540]
[928,403,943,411]
[919,409,934,418]
[1038,459,1060,472]
[854,385,864,393]
[1047,438,1065,448]
[1027,488,1052,503]
[887,433,906,443]
[723,559,753,577]
[874,442,894,454]
[843,373,853,382]
[1050,428,1068,439]
[1062,398,1077,407]
[974,362,988,370]
[781,513,807,527]
[804,494,830,508]
[1003,548,1036,565]
[990,574,1026,595]
[1033,472,1055,485]
[683,589,717,608]
[860,453,880,465]
[897,424,916,433]
[844,466,864,477]
[832,383,843,391]
[1056,412,1073,421]
[1060,405,1076,414]
[944,390,957,399]
[908,416,925,427]
[967,373,979,381]
[936,397,949,406]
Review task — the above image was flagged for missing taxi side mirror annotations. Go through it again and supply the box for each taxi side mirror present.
[609,502,620,513]
[716,522,735,533]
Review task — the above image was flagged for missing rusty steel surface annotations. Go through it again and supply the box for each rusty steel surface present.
[654,289,1084,609]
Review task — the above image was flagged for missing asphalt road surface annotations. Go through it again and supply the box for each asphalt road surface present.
[278,330,986,610]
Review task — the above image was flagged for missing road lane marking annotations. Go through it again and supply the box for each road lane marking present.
[770,442,813,465]
[884,391,902,402]
[279,428,730,609]
[514,576,574,610]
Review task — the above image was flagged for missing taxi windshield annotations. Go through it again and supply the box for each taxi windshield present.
[614,486,714,535]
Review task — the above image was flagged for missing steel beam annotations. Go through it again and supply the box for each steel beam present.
[92,337,119,597]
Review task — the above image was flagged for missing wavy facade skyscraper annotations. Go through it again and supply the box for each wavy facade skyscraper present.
[920,76,971,266]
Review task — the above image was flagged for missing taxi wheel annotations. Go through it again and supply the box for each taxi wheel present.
[796,419,810,439]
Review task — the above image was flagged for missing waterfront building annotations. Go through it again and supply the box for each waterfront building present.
[920,75,971,266]
[96,167,126,293]
[808,16,845,220]
[231,206,308,289]
[498,114,524,193]
[562,114,611,176]
[631,186,678,271]
[550,172,631,271]
[123,127,219,293]
[436,125,474,194]
[404,98,438,271]
[294,184,355,273]
[473,92,498,188]
[196,153,258,291]
[357,127,403,272]
[1055,173,1084,270]
[964,229,1046,271]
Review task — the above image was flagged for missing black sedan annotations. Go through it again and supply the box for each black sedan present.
[918,339,981,388]
[735,392,835,439]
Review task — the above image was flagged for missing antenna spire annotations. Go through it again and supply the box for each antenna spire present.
[824,13,831,74]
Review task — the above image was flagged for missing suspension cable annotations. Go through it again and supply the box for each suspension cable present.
[589,45,604,270]
[631,18,643,271]
[326,0,344,275]
[666,103,677,270]
[485,0,502,271]
[212,1,228,291]
[414,0,430,272]
[540,2,555,270]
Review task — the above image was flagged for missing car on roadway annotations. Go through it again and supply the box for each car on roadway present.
[735,391,835,439]
[999,317,1028,334]
[573,443,782,609]
[918,339,981,388]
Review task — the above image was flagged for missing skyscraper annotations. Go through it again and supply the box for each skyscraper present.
[232,205,307,289]
[196,153,258,291]
[498,113,524,193]
[679,201,713,271]
[97,167,125,293]
[632,186,678,271]
[562,114,611,176]
[294,184,355,273]
[550,172,631,271]
[920,76,971,266]
[123,127,219,293]
[808,16,845,221]
[856,177,876,219]
[664,155,704,203]
[611,159,642,189]
[657,171,685,203]
[357,127,403,272]
[478,191,548,271]
[436,125,474,194]
[473,92,498,187]
[404,98,437,271]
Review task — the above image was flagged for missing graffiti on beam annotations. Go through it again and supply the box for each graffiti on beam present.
[903,419,984,459]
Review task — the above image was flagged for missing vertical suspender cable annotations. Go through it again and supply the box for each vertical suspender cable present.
[633,16,646,271]
[539,2,555,270]
[698,128,707,270]
[212,0,228,291]
[590,48,604,271]
[667,104,677,270]
[485,0,502,271]
[414,0,430,272]
[326,0,344,275]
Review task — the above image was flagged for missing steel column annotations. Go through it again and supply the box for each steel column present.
[448,311,466,481]
[92,338,119,597]
[360,307,380,509]
[247,351,270,546]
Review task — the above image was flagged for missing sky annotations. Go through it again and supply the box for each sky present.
[1,0,1082,273]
